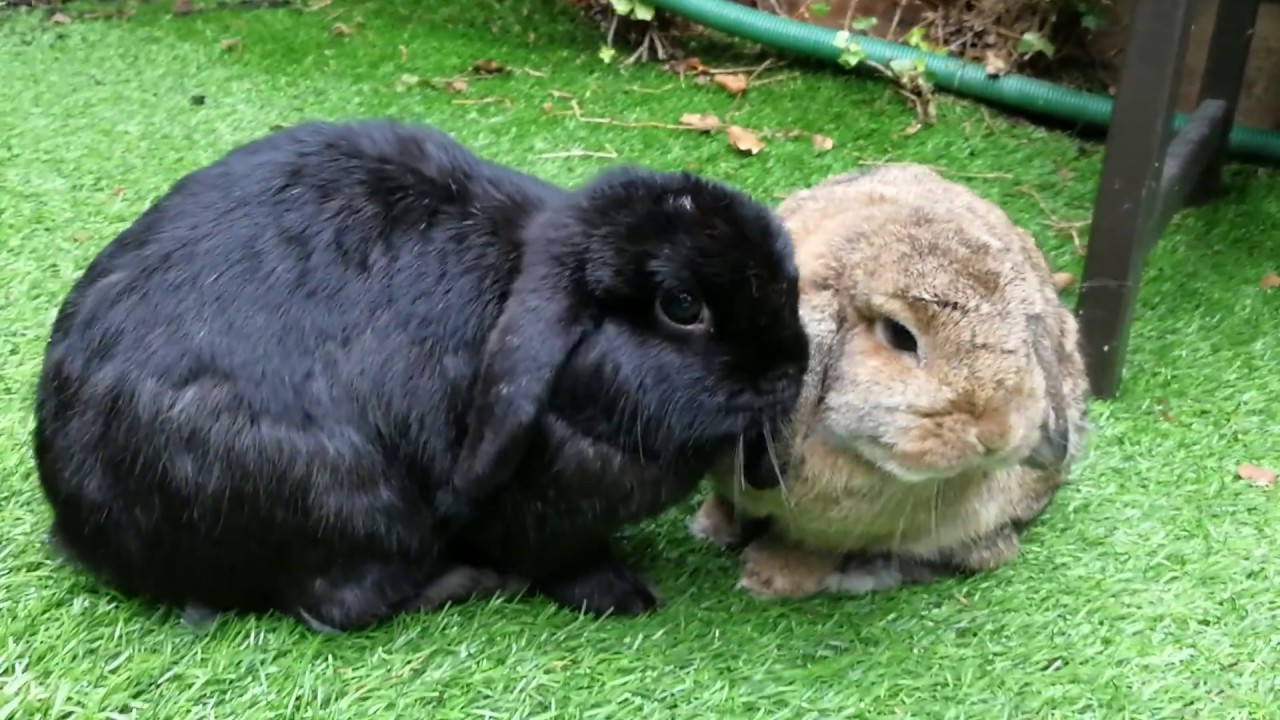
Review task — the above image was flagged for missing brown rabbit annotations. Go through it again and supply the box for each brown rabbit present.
[689,164,1090,599]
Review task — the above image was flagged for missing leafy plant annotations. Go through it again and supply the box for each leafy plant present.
[610,0,655,21]
[1017,30,1055,58]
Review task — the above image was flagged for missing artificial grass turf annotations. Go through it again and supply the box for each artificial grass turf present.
[1,0,1278,716]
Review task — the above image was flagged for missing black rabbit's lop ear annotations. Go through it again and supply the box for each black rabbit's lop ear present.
[1025,314,1071,472]
[451,277,588,509]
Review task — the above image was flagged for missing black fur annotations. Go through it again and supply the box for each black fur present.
[32,120,809,630]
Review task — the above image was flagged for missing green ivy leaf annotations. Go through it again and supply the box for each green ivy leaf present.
[598,45,618,63]
[1017,31,1056,57]
[632,1,655,21]
[837,42,866,69]
[610,0,634,16]
[888,57,916,76]
[851,16,877,31]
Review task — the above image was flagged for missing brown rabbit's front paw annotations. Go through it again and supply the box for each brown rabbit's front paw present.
[688,494,743,548]
[739,537,840,599]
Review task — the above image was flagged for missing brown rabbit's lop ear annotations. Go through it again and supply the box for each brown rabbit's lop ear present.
[1025,313,1072,472]
[449,274,589,513]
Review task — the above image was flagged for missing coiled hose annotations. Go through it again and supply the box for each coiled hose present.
[646,0,1280,160]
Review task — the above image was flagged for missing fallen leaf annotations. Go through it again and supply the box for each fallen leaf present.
[811,134,834,152]
[50,11,73,24]
[219,37,242,52]
[1237,464,1277,489]
[1052,272,1076,291]
[173,0,196,14]
[113,187,124,196]
[1260,272,1280,289]
[472,59,506,74]
[444,79,468,93]
[71,231,91,243]
[305,0,332,9]
[1057,167,1076,181]
[726,125,765,155]
[394,74,421,91]
[983,51,1009,77]
[713,73,749,96]
[541,102,555,113]
[679,113,721,132]
[398,45,409,63]
[331,23,356,37]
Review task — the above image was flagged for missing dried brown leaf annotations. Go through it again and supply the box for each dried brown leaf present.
[668,56,705,74]
[541,102,555,113]
[50,11,73,24]
[1052,272,1076,291]
[1260,272,1280,290]
[713,73,749,96]
[172,0,196,16]
[679,113,721,132]
[399,45,409,63]
[472,59,506,75]
[331,23,356,37]
[1237,464,1277,489]
[1057,167,1075,181]
[445,79,469,93]
[218,37,242,52]
[71,231,91,243]
[811,134,834,152]
[726,125,765,156]
[983,51,1009,77]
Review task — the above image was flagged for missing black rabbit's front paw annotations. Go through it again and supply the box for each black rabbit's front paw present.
[539,562,660,617]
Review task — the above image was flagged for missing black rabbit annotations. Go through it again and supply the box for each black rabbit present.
[33,119,809,632]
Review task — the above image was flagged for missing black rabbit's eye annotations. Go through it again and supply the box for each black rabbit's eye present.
[876,317,918,355]
[657,290,707,329]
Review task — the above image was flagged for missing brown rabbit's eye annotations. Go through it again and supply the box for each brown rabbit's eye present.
[657,289,707,329]
[876,317,918,355]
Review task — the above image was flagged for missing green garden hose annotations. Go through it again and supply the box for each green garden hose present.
[645,0,1280,160]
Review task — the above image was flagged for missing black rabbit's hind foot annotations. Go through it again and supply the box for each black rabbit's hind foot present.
[538,562,660,618]
[45,527,76,565]
[292,560,430,634]
[180,603,220,633]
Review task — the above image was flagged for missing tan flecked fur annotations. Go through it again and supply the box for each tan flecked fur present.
[691,164,1089,600]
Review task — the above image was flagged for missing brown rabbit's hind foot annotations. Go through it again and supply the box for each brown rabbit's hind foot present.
[823,535,1019,597]
[739,535,841,599]
[823,553,966,595]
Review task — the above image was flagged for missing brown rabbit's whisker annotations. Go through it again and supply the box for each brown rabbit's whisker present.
[929,479,942,544]
[892,493,915,553]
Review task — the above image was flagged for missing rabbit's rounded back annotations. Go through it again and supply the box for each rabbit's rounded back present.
[780,164,1088,485]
